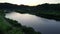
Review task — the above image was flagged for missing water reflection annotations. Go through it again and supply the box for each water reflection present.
[5,12,60,34]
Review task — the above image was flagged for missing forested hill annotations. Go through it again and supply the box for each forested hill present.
[0,3,60,10]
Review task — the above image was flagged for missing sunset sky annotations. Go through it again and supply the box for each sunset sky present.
[0,0,60,6]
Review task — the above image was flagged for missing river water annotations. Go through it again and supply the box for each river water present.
[5,12,60,34]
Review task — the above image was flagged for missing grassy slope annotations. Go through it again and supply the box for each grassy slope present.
[0,11,24,34]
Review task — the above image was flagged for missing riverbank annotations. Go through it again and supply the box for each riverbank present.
[16,10,60,21]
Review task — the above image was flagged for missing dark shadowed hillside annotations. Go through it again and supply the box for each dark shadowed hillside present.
[0,3,60,10]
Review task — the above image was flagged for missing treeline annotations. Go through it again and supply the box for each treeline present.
[35,3,60,10]
[0,3,60,10]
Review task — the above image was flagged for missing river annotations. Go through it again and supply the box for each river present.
[5,12,60,34]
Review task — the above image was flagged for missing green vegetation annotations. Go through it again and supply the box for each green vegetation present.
[36,10,60,20]
[0,10,41,34]
[0,10,24,34]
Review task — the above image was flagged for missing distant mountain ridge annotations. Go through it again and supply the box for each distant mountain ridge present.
[0,3,60,10]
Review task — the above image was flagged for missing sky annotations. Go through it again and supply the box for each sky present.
[0,0,60,6]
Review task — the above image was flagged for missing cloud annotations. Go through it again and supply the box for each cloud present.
[0,0,60,6]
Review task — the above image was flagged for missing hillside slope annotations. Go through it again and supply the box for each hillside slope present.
[0,10,24,34]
